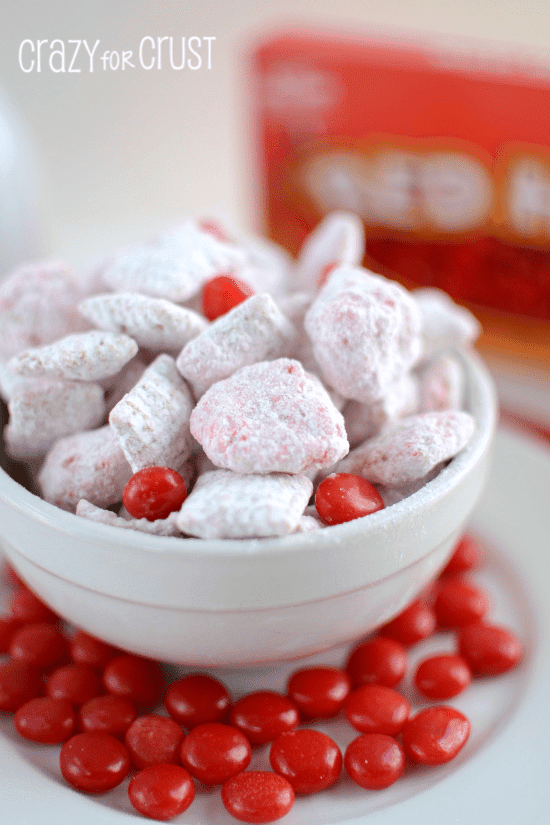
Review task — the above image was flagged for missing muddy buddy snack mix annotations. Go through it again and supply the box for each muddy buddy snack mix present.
[0,213,479,539]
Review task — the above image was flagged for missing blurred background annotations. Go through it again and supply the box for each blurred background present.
[1,0,550,425]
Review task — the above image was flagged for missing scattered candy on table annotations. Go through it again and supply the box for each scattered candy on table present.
[0,533,526,821]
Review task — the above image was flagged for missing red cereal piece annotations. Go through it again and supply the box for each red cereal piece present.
[38,425,132,512]
[14,697,76,743]
[128,764,196,821]
[414,287,481,360]
[9,331,138,383]
[343,372,419,446]
[286,666,351,719]
[344,733,406,790]
[122,466,187,521]
[434,575,490,628]
[9,588,58,624]
[0,260,86,361]
[102,219,246,302]
[441,534,485,575]
[78,292,208,353]
[344,684,410,735]
[414,654,472,699]
[5,379,106,459]
[229,691,300,746]
[0,660,44,712]
[295,212,365,293]
[177,294,294,398]
[45,664,102,706]
[177,470,312,539]
[419,353,465,413]
[109,354,194,474]
[77,499,183,537]
[221,771,295,824]
[269,729,342,794]
[103,655,166,710]
[60,732,131,793]
[69,630,121,669]
[0,615,22,653]
[179,722,252,784]
[9,622,68,670]
[78,695,138,738]
[164,673,231,729]
[124,714,185,769]
[401,705,471,765]
[345,637,408,689]
[304,265,422,404]
[379,599,437,646]
[315,473,385,525]
[202,274,254,320]
[190,358,348,475]
[336,410,475,487]
[457,622,524,675]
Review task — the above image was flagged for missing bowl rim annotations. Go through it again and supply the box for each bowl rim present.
[0,348,498,561]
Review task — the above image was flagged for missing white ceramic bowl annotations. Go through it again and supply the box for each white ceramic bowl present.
[0,351,497,667]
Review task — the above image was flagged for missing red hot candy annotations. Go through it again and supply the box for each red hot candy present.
[441,534,485,575]
[164,672,231,729]
[434,575,490,628]
[201,274,254,320]
[9,622,67,670]
[60,732,131,793]
[379,599,437,646]
[345,636,408,689]
[269,729,342,794]
[78,695,138,738]
[102,655,166,710]
[344,684,410,735]
[402,705,471,765]
[414,654,472,700]
[124,714,185,769]
[457,622,524,675]
[14,697,76,744]
[221,771,295,824]
[128,764,195,821]
[229,691,300,746]
[314,473,385,525]
[179,722,252,785]
[344,733,406,790]
[0,660,43,712]
[122,466,188,521]
[286,666,351,719]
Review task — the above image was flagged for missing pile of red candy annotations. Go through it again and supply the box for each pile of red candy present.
[0,535,523,823]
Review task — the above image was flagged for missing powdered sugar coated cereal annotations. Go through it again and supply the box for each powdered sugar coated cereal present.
[0,261,87,361]
[4,380,106,458]
[176,469,313,539]
[343,373,419,446]
[78,293,208,352]
[109,354,194,473]
[295,211,365,292]
[102,220,246,302]
[176,294,295,397]
[38,426,132,511]
[76,500,182,536]
[8,331,138,383]
[104,356,148,415]
[304,265,423,404]
[190,358,349,474]
[419,353,465,413]
[414,288,481,359]
[335,410,475,487]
